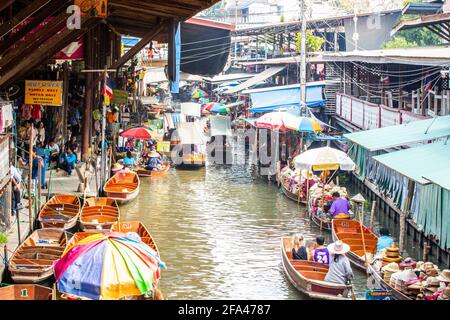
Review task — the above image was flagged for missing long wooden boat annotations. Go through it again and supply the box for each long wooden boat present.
[38,195,81,230]
[133,162,170,177]
[104,171,140,204]
[8,229,67,284]
[176,153,206,170]
[111,221,159,256]
[280,175,307,205]
[80,197,120,232]
[0,284,53,300]
[366,263,413,300]
[331,219,378,271]
[66,231,99,248]
[280,237,352,300]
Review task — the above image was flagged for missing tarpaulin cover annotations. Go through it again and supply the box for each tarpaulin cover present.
[210,115,232,137]
[176,122,205,145]
[249,85,325,113]
[180,22,231,76]
[181,102,201,118]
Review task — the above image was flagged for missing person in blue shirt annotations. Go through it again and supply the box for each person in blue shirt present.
[48,140,60,168]
[61,148,77,176]
[122,151,136,168]
[377,227,394,252]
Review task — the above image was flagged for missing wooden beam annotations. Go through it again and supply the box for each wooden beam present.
[0,0,71,54]
[0,0,52,38]
[0,12,70,72]
[425,24,450,42]
[91,20,166,86]
[0,17,99,88]
[109,2,194,18]
[0,0,15,13]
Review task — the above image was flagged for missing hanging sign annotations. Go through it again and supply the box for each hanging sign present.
[25,80,63,106]
[157,141,171,153]
[75,0,108,18]
[112,90,128,104]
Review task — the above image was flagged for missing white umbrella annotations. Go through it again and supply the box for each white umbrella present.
[293,146,356,171]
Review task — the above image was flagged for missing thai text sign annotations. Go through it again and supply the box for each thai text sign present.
[25,80,63,106]
[75,0,108,18]
[112,90,128,104]
[157,141,170,153]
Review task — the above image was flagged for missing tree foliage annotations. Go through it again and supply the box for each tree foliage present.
[383,27,441,48]
[296,31,326,53]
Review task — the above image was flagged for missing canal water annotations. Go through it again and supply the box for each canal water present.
[121,163,370,300]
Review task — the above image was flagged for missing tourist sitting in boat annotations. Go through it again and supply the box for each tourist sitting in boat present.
[377,227,395,253]
[310,236,330,265]
[122,151,136,168]
[145,150,163,171]
[325,240,353,285]
[111,163,125,175]
[60,147,77,177]
[329,192,351,219]
[291,234,308,260]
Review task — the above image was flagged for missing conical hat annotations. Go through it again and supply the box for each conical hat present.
[112,163,124,171]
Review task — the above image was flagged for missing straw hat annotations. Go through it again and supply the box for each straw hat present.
[441,286,450,299]
[327,240,350,255]
[148,150,160,158]
[382,262,400,273]
[437,270,450,283]
[112,163,124,172]
[423,277,440,292]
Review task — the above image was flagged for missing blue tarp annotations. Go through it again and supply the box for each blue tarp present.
[122,36,140,47]
[249,85,325,113]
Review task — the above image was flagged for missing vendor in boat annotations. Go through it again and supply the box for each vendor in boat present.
[292,234,308,260]
[309,236,330,265]
[144,150,163,171]
[122,151,136,168]
[329,192,351,218]
[325,240,353,285]
[111,163,124,175]
[376,227,394,252]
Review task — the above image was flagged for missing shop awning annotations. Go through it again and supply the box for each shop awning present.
[344,115,450,151]
[224,66,286,94]
[423,169,450,191]
[246,82,326,113]
[372,141,450,184]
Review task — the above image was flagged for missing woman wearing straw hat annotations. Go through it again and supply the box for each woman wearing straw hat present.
[324,240,354,285]
[144,150,163,171]
[111,162,124,175]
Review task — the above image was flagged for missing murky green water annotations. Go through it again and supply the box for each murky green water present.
[121,163,369,300]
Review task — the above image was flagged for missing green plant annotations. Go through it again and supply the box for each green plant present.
[382,36,417,49]
[280,15,285,23]
[0,232,8,245]
[296,31,326,53]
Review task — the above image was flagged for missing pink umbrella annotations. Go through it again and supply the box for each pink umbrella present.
[120,127,153,139]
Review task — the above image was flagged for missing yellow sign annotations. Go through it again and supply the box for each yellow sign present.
[25,80,63,106]
[75,0,108,18]
[157,141,171,153]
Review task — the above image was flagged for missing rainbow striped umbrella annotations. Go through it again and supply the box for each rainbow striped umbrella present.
[53,232,166,300]
[192,88,208,99]
[254,112,322,133]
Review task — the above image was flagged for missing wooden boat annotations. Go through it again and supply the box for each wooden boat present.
[280,175,307,205]
[111,221,159,256]
[0,284,53,300]
[104,171,140,204]
[176,153,206,170]
[8,229,67,283]
[80,197,120,232]
[280,237,352,300]
[133,162,170,177]
[66,232,99,248]
[38,195,81,230]
[331,219,378,271]
[366,262,413,300]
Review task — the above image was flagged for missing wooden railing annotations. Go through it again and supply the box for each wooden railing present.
[335,93,427,130]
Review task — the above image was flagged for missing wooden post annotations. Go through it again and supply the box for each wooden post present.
[37,160,42,218]
[369,200,376,229]
[28,129,33,232]
[423,238,430,262]
[62,62,70,144]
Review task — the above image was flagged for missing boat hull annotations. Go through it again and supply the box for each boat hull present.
[280,238,351,300]
[134,163,170,177]
[0,284,53,300]
[80,197,120,232]
[104,172,140,204]
[38,195,81,231]
[281,176,307,204]
[366,263,413,301]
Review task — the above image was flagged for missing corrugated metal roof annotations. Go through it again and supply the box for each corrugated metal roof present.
[224,66,285,94]
[344,115,450,151]
[373,141,450,184]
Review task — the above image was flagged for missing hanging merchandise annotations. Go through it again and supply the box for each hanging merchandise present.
[93,109,101,121]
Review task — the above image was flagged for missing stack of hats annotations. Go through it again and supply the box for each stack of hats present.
[420,262,439,276]
[437,269,450,284]
[422,276,441,294]
[382,244,402,266]
[382,262,400,283]
[400,257,417,270]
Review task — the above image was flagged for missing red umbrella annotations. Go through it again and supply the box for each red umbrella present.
[119,127,152,139]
